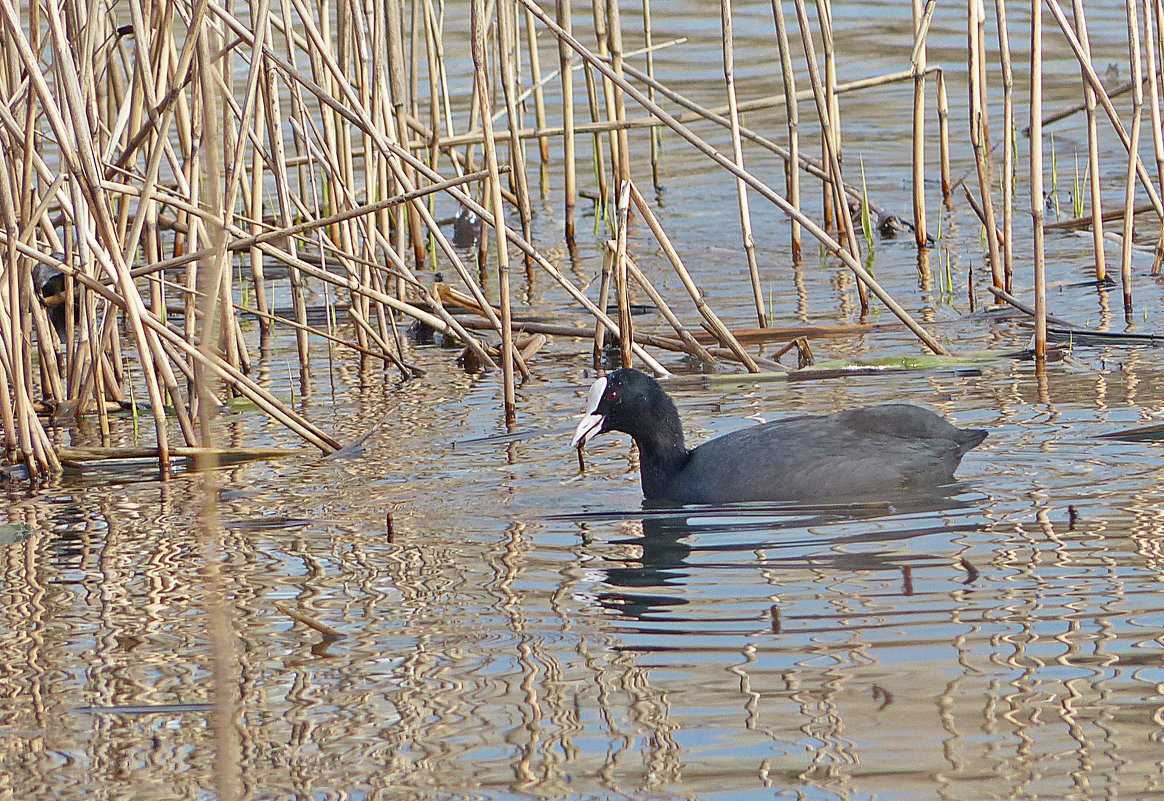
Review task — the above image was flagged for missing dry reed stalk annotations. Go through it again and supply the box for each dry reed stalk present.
[720,0,766,327]
[995,0,1016,287]
[1141,0,1164,274]
[613,182,632,368]
[1045,0,1164,217]
[498,0,535,272]
[771,0,802,261]
[605,0,632,193]
[910,0,934,247]
[473,0,517,421]
[793,0,868,311]
[641,0,661,190]
[936,68,953,204]
[385,0,427,270]
[520,0,948,353]
[1119,0,1144,320]
[555,0,577,244]
[523,6,552,196]
[968,0,1004,290]
[1030,0,1047,358]
[1071,0,1107,282]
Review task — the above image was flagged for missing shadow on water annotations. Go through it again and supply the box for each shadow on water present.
[544,487,987,622]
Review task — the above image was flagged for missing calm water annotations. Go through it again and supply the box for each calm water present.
[7,3,1164,799]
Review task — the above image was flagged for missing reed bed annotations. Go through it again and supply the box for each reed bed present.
[1,0,1163,478]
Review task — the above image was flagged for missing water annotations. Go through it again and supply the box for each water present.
[8,3,1164,799]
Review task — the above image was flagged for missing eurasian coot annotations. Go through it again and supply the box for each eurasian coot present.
[571,368,986,504]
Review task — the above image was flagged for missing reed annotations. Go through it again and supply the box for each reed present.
[1030,0,1048,358]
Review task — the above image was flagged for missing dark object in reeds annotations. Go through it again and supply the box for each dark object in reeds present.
[571,368,986,504]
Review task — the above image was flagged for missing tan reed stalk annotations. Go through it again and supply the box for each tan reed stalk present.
[793,0,868,311]
[1141,0,1164,274]
[473,0,517,421]
[498,0,534,267]
[613,182,633,367]
[606,0,632,197]
[771,0,802,261]
[555,0,577,245]
[1045,0,1164,217]
[640,0,662,190]
[591,0,621,193]
[521,0,948,354]
[815,0,843,228]
[523,6,552,196]
[721,0,766,327]
[421,0,446,177]
[910,0,933,247]
[817,0,841,158]
[628,181,758,369]
[1119,0,1145,320]
[995,0,1016,287]
[968,0,1004,289]
[1069,0,1107,281]
[1030,0,1047,358]
[936,68,953,204]
[386,0,426,269]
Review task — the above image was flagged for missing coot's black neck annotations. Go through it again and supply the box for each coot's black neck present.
[625,400,689,500]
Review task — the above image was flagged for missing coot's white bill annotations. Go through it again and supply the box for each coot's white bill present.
[571,376,608,447]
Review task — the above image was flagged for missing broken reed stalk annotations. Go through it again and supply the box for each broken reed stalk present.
[476,0,516,421]
[994,0,1016,288]
[910,0,933,248]
[555,0,577,245]
[771,0,803,261]
[1073,0,1111,282]
[936,68,953,205]
[627,181,759,371]
[721,0,766,328]
[641,0,661,190]
[497,0,534,272]
[968,0,1004,291]
[1146,0,1164,275]
[1030,0,1047,358]
[1119,0,1144,321]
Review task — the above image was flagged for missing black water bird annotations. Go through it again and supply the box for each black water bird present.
[571,368,986,504]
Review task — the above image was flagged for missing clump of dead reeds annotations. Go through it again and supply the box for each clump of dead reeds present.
[0,0,1160,480]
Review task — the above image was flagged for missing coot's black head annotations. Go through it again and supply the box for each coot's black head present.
[571,368,685,451]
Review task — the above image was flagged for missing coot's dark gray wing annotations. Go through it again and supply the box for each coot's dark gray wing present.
[665,404,985,504]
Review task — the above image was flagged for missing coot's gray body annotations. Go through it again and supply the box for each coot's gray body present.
[572,368,986,504]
